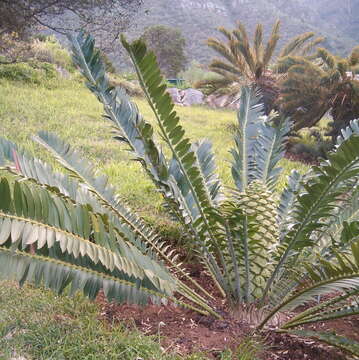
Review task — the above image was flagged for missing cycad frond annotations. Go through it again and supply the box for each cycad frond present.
[207,38,238,66]
[275,55,312,74]
[260,241,359,328]
[254,24,263,63]
[277,170,302,235]
[217,26,233,41]
[234,22,256,74]
[317,47,336,69]
[349,46,359,66]
[262,20,280,67]
[282,290,359,328]
[253,115,291,190]
[300,36,325,56]
[285,330,359,358]
[231,86,264,191]
[209,59,243,77]
[120,36,229,295]
[0,178,175,302]
[279,32,315,58]
[265,134,359,298]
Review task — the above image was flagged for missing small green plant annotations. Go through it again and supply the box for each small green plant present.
[288,128,332,160]
[1,33,359,357]
[30,36,75,71]
[0,61,57,84]
[178,60,220,88]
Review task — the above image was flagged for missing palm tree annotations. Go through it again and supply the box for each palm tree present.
[278,46,359,139]
[197,20,323,114]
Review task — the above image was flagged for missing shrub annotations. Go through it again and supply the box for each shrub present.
[0,61,57,84]
[1,33,359,357]
[108,74,143,97]
[29,36,75,72]
[179,60,220,88]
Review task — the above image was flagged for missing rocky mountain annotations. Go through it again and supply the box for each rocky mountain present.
[124,0,359,66]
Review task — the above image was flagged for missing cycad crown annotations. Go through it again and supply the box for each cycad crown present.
[1,33,359,356]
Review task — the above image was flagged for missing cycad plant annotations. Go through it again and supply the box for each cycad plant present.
[278,46,359,139]
[2,33,359,356]
[197,20,323,114]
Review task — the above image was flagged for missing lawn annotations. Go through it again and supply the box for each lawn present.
[0,78,309,359]
[0,281,213,360]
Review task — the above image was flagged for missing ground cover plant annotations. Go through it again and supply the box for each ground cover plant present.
[1,33,359,358]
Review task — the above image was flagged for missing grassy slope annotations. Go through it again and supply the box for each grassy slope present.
[0,79,308,359]
[0,79,307,209]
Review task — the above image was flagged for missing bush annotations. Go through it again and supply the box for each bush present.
[287,127,332,160]
[179,60,219,88]
[30,36,75,72]
[0,61,57,84]
[100,51,117,74]
[108,73,143,97]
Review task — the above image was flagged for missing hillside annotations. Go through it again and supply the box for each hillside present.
[124,0,359,66]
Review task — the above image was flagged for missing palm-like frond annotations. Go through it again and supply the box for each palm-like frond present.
[69,33,223,303]
[262,20,280,67]
[233,22,256,74]
[317,48,336,69]
[349,46,359,66]
[253,115,291,190]
[260,241,359,328]
[300,36,325,56]
[0,136,214,309]
[0,178,175,303]
[279,32,318,58]
[254,24,263,63]
[207,38,239,67]
[279,46,359,135]
[265,134,359,298]
[285,330,359,358]
[275,55,312,74]
[282,290,359,328]
[202,20,322,115]
[277,170,302,235]
[119,36,230,294]
[231,86,264,191]
[209,59,243,77]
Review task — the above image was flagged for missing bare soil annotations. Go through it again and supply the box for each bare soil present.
[97,264,358,359]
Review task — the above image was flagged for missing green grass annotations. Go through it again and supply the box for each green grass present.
[0,79,307,359]
[0,282,213,360]
[0,79,308,228]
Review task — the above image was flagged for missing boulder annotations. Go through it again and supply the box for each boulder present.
[181,88,204,106]
[205,94,240,110]
[166,87,182,104]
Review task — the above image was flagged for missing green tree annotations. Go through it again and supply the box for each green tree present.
[197,20,323,114]
[140,25,187,78]
[2,33,359,356]
[278,46,359,139]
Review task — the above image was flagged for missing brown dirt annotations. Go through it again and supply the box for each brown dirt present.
[284,150,320,165]
[96,265,359,359]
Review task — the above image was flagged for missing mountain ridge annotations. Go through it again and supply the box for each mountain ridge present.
[125,0,359,66]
